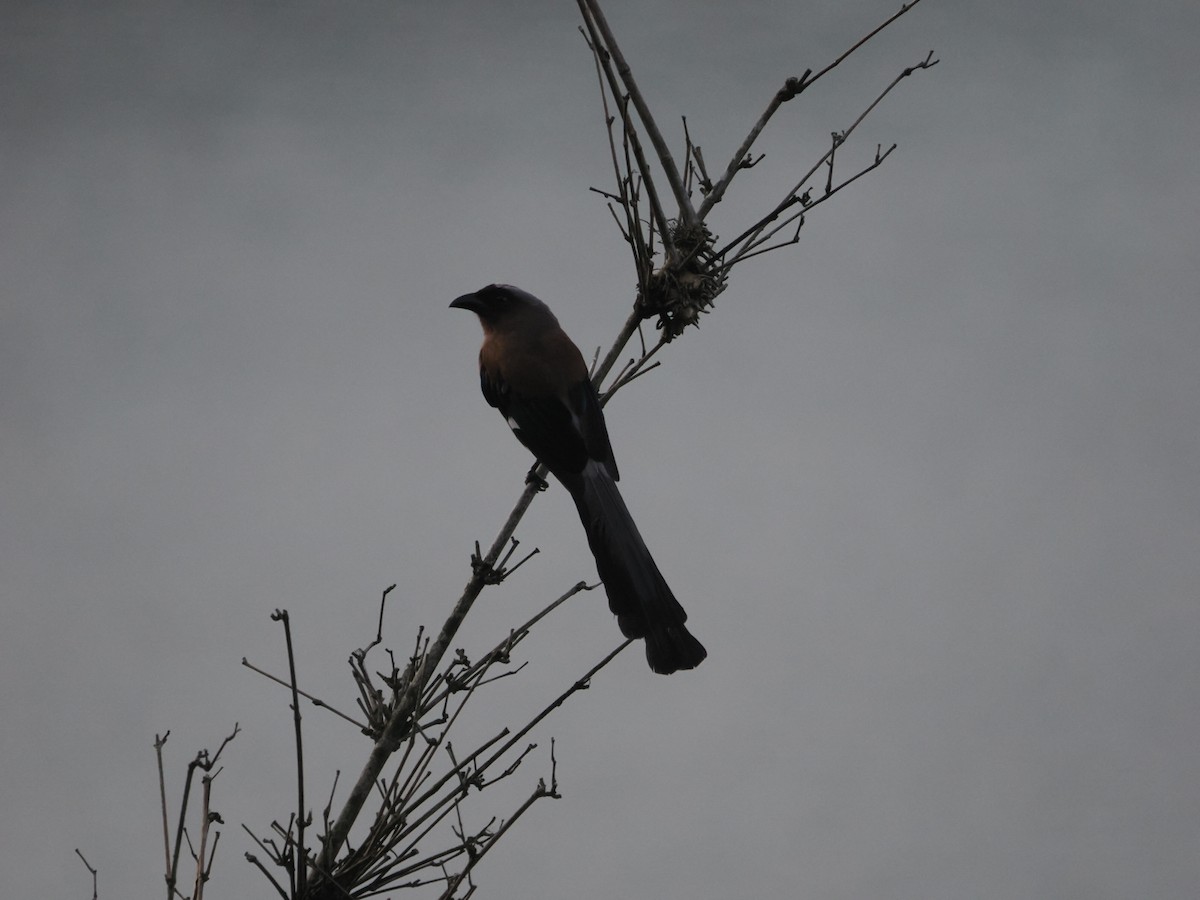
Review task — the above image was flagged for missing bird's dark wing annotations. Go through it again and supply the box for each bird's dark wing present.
[479,366,506,410]
[566,380,619,481]
[480,367,591,478]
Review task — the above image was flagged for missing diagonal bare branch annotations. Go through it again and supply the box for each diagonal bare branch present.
[699,0,927,218]
[717,50,938,266]
[577,0,697,231]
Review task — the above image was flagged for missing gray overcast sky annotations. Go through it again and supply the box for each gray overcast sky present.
[3,1,1198,898]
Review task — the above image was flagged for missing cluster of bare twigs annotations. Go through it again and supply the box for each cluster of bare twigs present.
[132,2,935,898]
[238,579,628,900]
[153,724,240,900]
[579,0,936,384]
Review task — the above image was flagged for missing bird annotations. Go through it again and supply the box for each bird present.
[450,284,707,674]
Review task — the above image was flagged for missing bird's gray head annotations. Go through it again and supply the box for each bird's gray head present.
[449,284,552,326]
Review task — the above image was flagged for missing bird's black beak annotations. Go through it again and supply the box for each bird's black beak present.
[449,293,484,313]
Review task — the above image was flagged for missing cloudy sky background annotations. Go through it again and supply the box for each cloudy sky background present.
[3,1,1198,897]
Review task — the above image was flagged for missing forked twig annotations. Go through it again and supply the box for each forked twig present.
[699,0,929,217]
[75,849,98,900]
[717,50,938,269]
[156,725,239,900]
[577,0,697,231]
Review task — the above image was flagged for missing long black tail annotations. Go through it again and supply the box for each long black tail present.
[564,462,706,674]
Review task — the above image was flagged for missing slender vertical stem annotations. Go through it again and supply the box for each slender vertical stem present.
[579,0,696,229]
[280,611,307,896]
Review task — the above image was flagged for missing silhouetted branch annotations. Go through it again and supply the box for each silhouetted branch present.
[156,725,239,900]
[698,0,928,217]
[191,772,225,900]
[297,631,628,899]
[270,609,308,896]
[75,849,98,900]
[717,50,938,270]
[242,657,369,733]
[577,0,697,232]
[579,18,673,266]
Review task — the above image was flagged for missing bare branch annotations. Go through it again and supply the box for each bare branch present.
[192,772,224,900]
[157,725,238,900]
[421,581,594,712]
[601,335,669,402]
[75,849,98,900]
[167,756,196,896]
[473,638,633,779]
[582,31,656,277]
[271,609,308,896]
[436,775,558,900]
[154,732,172,882]
[698,0,927,217]
[243,829,291,900]
[718,51,937,267]
[310,465,557,882]
[242,657,369,733]
[579,17,675,264]
[577,0,697,231]
[370,584,395,652]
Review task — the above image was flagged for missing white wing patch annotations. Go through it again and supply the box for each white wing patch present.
[506,416,521,432]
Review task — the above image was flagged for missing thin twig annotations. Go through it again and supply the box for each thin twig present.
[243,830,291,900]
[698,0,927,217]
[721,142,897,268]
[371,584,395,651]
[601,335,668,402]
[167,757,196,896]
[474,638,633,779]
[272,609,308,896]
[578,12,675,263]
[154,732,172,881]
[421,581,593,712]
[75,849,98,900]
[242,658,369,732]
[578,0,696,230]
[161,725,239,900]
[718,52,937,266]
[192,773,220,900]
[582,32,653,275]
[436,741,562,900]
